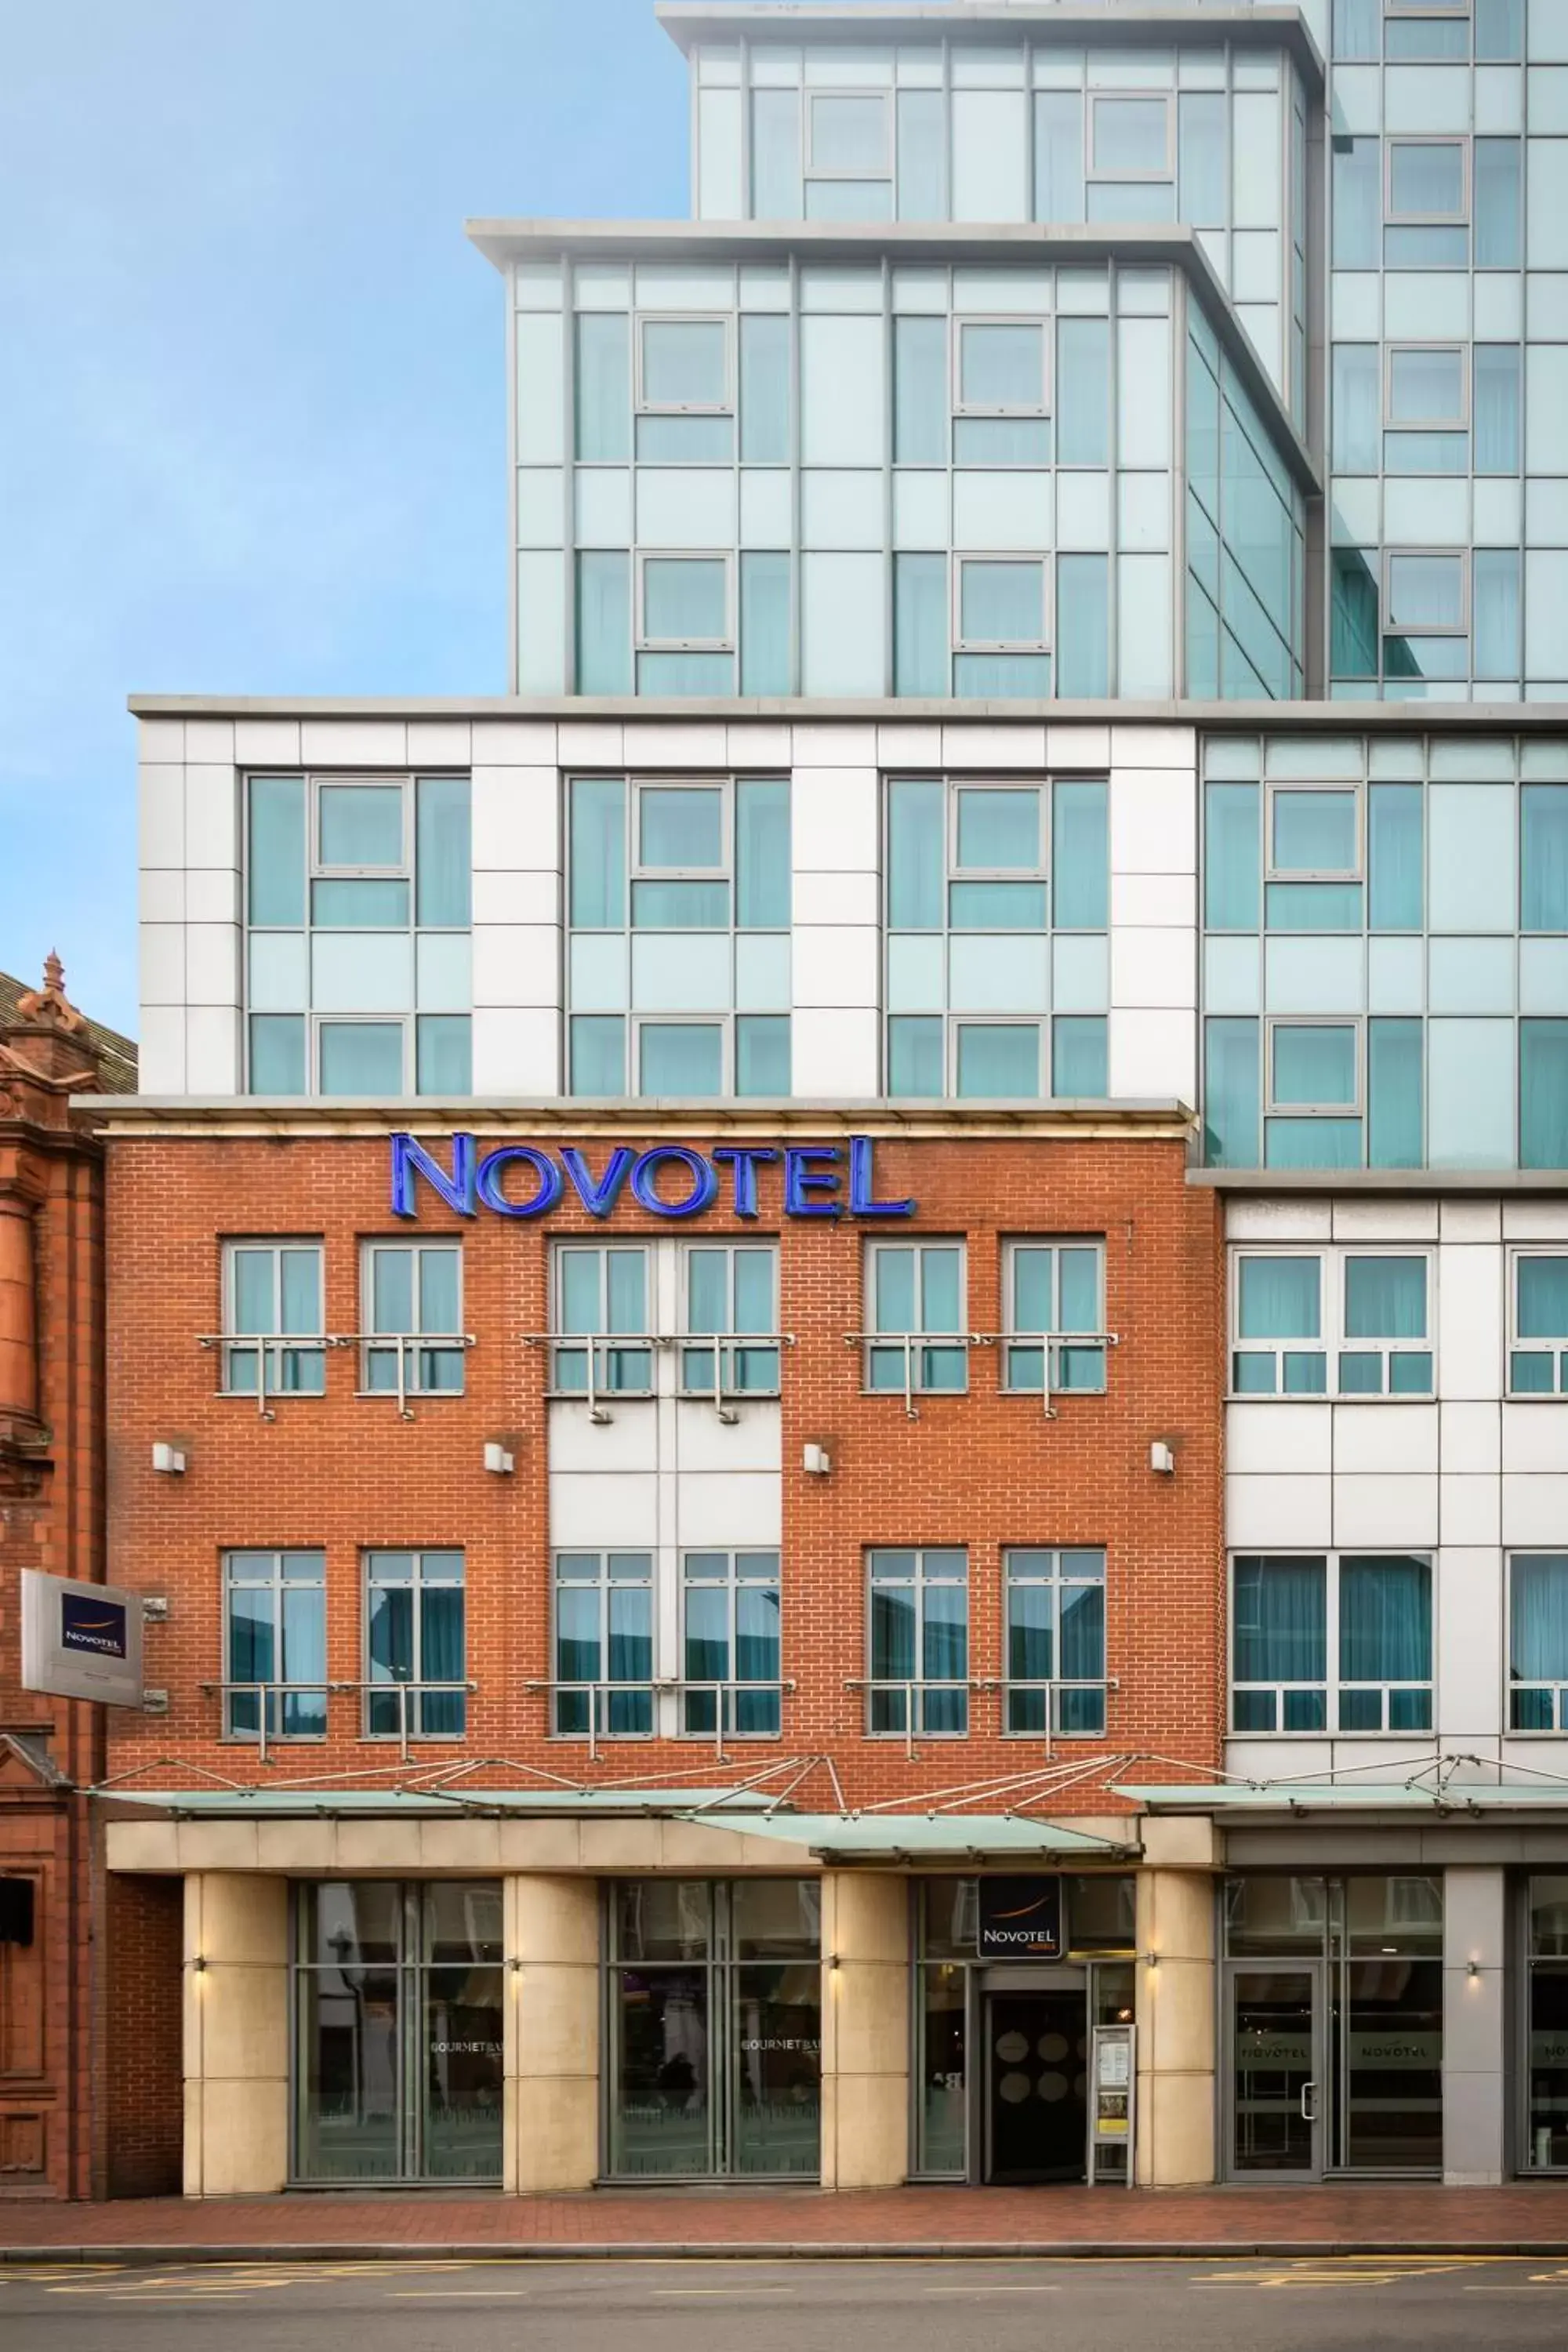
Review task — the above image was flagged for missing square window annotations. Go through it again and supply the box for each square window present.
[1388,139,1466,219]
[955,786,1040,872]
[1091,95,1171,176]
[1272,1024,1358,1109]
[958,559,1046,648]
[639,785,724,870]
[1385,551,1465,630]
[1270,789,1359,877]
[640,556,731,648]
[641,318,728,411]
[1387,346,1466,426]
[957,321,1047,412]
[318,783,404,870]
[808,91,889,176]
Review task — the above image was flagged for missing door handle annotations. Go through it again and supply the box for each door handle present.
[1300,2081,1318,2123]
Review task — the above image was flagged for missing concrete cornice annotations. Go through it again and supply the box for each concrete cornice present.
[653,3,1326,89]
[463,217,1317,492]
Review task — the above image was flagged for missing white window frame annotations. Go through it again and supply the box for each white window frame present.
[310,1011,414,1095]
[634,312,733,415]
[359,1239,467,1399]
[1265,1015,1365,1116]
[1229,1245,1435,1399]
[311,774,411,877]
[632,775,731,877]
[550,1548,656,1741]
[679,1548,783,1740]
[635,550,735,653]
[951,315,1051,419]
[804,85,893,182]
[1383,547,1470,642]
[1508,1247,1568,1398]
[1086,89,1175,183]
[549,1240,655,1400]
[1229,1550,1436,1736]
[1002,1547,1109,1738]
[221,1548,328,1744]
[219,1237,327,1399]
[1384,134,1471,223]
[1507,1550,1568,1733]
[866,1545,971,1739]
[1264,778,1364,881]
[1385,342,1470,428]
[949,779,1047,877]
[1000,1237,1109,1396]
[361,1548,467,1743]
[862,1236,970,1398]
[678,1240,782,1400]
[953,554,1051,654]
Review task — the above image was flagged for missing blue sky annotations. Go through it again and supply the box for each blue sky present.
[0,0,698,1034]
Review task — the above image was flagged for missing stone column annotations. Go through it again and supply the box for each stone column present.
[1134,1857,1218,2187]
[1443,1864,1508,2185]
[183,1874,289,2197]
[818,1871,909,2188]
[504,1875,599,2194]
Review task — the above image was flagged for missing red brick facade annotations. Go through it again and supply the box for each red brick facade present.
[100,1121,1225,1807]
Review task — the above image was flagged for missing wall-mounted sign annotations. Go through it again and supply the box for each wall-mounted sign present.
[975,1876,1063,1960]
[390,1131,916,1224]
[20,1571,145,1709]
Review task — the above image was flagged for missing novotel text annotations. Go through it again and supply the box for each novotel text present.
[390,1132,916,1222]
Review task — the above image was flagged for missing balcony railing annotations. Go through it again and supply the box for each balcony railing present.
[524,1333,792,1421]
[847,1675,1116,1759]
[200,1332,475,1420]
[202,1677,476,1762]
[525,1677,793,1760]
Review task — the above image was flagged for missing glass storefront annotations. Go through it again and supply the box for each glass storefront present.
[913,1874,1137,2183]
[1524,1875,1568,2171]
[292,1880,503,2183]
[1224,1874,1443,2177]
[606,1878,820,2179]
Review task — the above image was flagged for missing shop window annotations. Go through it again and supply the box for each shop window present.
[223,1550,326,1740]
[219,1239,326,1397]
[866,1546,969,1735]
[364,1550,466,1739]
[1231,1249,1432,1399]
[360,1241,466,1398]
[1526,1877,1568,2171]
[1231,1552,1433,1733]
[1001,1239,1108,1395]
[862,1239,968,1398]
[1509,1554,1568,1731]
[1510,1254,1568,1396]
[1004,1548,1107,1735]
[553,1551,655,1737]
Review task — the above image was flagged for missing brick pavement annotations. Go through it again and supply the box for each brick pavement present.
[5,2181,1568,2260]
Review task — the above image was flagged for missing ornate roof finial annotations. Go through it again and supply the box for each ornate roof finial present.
[14,948,86,1033]
[43,949,64,996]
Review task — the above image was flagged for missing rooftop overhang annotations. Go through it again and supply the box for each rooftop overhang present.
[463,216,1319,497]
[70,1093,1193,1141]
[125,691,1568,726]
[654,3,1326,93]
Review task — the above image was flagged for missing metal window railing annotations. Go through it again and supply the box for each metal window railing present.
[204,1676,477,1762]
[987,1330,1119,1418]
[845,1332,981,1419]
[1511,1680,1568,1733]
[524,1332,792,1421]
[202,1332,474,1420]
[526,1676,793,1760]
[991,1676,1114,1749]
[847,1677,976,1756]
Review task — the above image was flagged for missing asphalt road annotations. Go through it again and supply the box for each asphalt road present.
[6,2256,1568,2352]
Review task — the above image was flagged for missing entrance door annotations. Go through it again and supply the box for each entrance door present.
[1229,1965,1323,2177]
[984,1991,1088,2183]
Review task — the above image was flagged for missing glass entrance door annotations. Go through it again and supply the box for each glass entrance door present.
[984,1989,1089,2183]
[1229,1965,1323,2176]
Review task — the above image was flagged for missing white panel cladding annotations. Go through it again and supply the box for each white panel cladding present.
[1441,1402,1503,1475]
[135,1006,187,1094]
[1440,1475,1502,1545]
[1109,768,1197,877]
[550,1470,661,1548]
[139,924,186,1009]
[792,755,880,1094]
[471,766,560,873]
[1109,927,1196,1010]
[1437,1548,1506,1738]
[471,1006,561,1094]
[1334,1403,1439,1475]
[1109,1008,1196,1101]
[674,1400,781,1475]
[548,1403,659,1475]
[1228,1472,1333,1548]
[791,765,880,872]
[1333,1474,1439,1547]
[792,1006,880,1095]
[1502,1472,1568,1543]
[677,1472,783,1546]
[297,720,409,768]
[139,765,185,879]
[790,927,880,1007]
[470,924,560,1009]
[183,1005,243,1095]
[1437,1242,1506,1401]
[1330,1199,1440,1242]
[183,766,239,871]
[1501,1402,1568,1472]
[1227,1401,1331,1476]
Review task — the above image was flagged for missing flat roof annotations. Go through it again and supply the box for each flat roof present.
[654,3,1326,88]
[72,1095,1193,1138]
[465,217,1316,494]
[126,692,1568,728]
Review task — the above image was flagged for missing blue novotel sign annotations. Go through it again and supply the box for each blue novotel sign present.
[390,1131,916,1223]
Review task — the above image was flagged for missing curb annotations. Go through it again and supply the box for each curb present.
[5,2238,1568,2265]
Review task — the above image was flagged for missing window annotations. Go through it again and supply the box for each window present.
[638,316,729,412]
[554,1551,654,1737]
[1002,1240,1108,1395]
[1231,1250,1432,1396]
[1004,1548,1106,1735]
[1383,550,1468,682]
[223,1550,326,1741]
[220,1239,325,1396]
[864,1240,967,1399]
[953,318,1050,464]
[808,89,890,179]
[637,554,731,652]
[551,1243,653,1399]
[245,773,471,1097]
[1510,1554,1568,1731]
[1510,1254,1568,1396]
[1232,1553,1433,1734]
[1386,137,1466,220]
[565,775,789,1098]
[682,1551,782,1737]
[867,1548,968,1735]
[1266,1020,1361,1168]
[1387,346,1465,428]
[1267,785,1360,880]
[365,1551,466,1739]
[681,1243,780,1399]
[361,1242,466,1399]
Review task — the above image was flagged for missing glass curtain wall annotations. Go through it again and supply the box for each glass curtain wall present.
[606,1879,821,2179]
[292,1881,503,2183]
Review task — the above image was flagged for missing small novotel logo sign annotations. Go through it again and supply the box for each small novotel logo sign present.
[390,1131,916,1224]
[59,1593,130,1661]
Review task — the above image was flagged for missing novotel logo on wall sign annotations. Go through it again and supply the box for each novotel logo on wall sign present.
[390,1131,917,1223]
